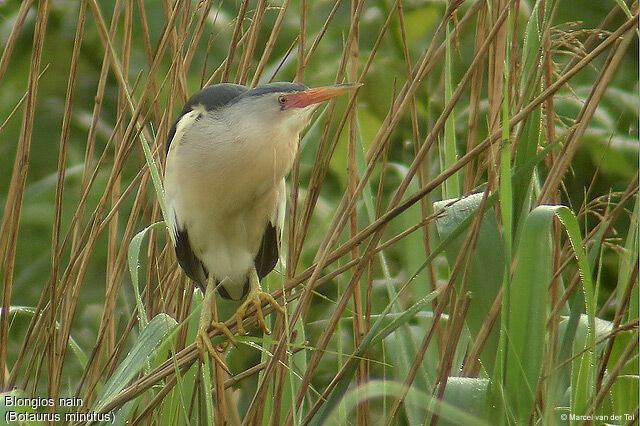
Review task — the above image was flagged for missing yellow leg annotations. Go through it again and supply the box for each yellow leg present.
[197,276,237,373]
[234,268,285,335]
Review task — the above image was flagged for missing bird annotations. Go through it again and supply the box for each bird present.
[163,81,359,367]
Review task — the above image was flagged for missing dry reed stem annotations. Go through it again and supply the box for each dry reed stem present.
[223,0,249,82]
[385,186,491,424]
[346,1,368,423]
[539,10,638,202]
[464,2,488,192]
[284,4,469,413]
[0,0,34,86]
[0,0,50,389]
[396,1,440,338]
[462,287,503,376]
[290,4,499,415]
[430,291,471,426]
[251,0,292,87]
[49,0,87,407]
[296,0,307,82]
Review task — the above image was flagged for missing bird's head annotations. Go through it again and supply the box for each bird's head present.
[229,82,361,137]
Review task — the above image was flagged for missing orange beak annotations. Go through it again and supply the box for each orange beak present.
[282,83,362,110]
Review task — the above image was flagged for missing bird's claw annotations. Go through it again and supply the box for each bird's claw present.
[235,291,285,335]
[196,322,236,373]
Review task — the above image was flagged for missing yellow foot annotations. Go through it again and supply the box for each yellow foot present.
[196,322,237,374]
[235,291,285,335]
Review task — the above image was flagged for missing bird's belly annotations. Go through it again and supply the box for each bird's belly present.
[175,186,279,299]
[190,217,254,288]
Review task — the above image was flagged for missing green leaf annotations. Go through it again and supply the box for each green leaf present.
[128,221,167,329]
[504,206,553,422]
[440,377,490,426]
[324,381,490,426]
[435,193,504,375]
[503,205,596,422]
[93,313,177,412]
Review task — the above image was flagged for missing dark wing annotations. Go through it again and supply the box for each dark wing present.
[174,226,208,292]
[254,222,279,280]
[253,179,286,281]
[166,83,248,153]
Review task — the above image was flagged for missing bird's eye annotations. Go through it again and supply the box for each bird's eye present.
[278,95,286,105]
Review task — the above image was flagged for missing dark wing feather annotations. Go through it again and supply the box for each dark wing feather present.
[254,222,279,280]
[174,226,208,292]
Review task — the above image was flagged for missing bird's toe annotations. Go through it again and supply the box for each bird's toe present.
[197,329,231,373]
[234,291,284,335]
